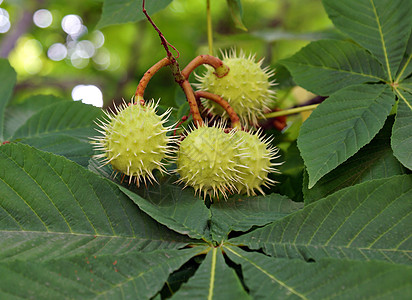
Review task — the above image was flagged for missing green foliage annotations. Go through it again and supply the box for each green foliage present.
[224,246,412,299]
[0,0,411,298]
[232,175,412,265]
[282,0,412,187]
[171,248,251,299]
[0,59,16,141]
[303,116,408,204]
[392,92,412,168]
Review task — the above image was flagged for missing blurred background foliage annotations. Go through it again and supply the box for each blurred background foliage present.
[0,0,332,108]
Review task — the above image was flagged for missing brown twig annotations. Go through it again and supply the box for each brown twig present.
[182,55,230,79]
[142,0,178,60]
[195,91,240,128]
[182,81,204,126]
[141,0,203,125]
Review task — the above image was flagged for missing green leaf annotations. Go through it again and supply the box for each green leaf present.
[392,90,412,170]
[397,32,412,81]
[273,140,305,202]
[0,248,203,299]
[298,84,395,188]
[400,77,412,94]
[210,194,303,242]
[231,175,412,265]
[0,143,192,262]
[323,0,412,81]
[281,40,387,96]
[304,116,408,204]
[4,94,69,140]
[226,0,247,31]
[0,59,17,142]
[10,101,103,165]
[171,248,250,300]
[224,246,412,299]
[120,181,211,241]
[11,101,102,141]
[97,0,173,29]
[19,135,94,167]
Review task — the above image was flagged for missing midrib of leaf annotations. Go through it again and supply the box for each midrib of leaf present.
[0,230,188,250]
[224,246,308,300]
[208,247,217,300]
[287,61,385,82]
[261,242,411,262]
[370,0,392,81]
[395,87,412,111]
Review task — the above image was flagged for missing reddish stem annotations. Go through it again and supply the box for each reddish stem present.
[182,55,229,79]
[141,1,204,126]
[142,0,177,60]
[195,91,241,128]
[182,80,204,126]
[135,57,172,103]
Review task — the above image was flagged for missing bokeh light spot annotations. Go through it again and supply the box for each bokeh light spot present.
[61,14,82,36]
[76,40,95,58]
[47,43,67,61]
[91,30,105,48]
[72,85,103,107]
[93,47,110,70]
[0,8,10,33]
[33,9,53,28]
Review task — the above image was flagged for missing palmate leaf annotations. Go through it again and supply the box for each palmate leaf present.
[0,143,192,262]
[281,39,387,96]
[0,248,204,300]
[224,246,412,299]
[323,0,412,81]
[120,182,211,241]
[303,116,408,204]
[298,84,395,188]
[10,101,103,166]
[392,90,412,169]
[97,0,173,29]
[0,59,17,141]
[231,175,412,265]
[171,248,250,300]
[210,193,303,242]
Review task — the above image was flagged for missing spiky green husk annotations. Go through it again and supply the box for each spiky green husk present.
[234,130,280,196]
[196,50,276,125]
[176,124,242,199]
[92,100,176,185]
